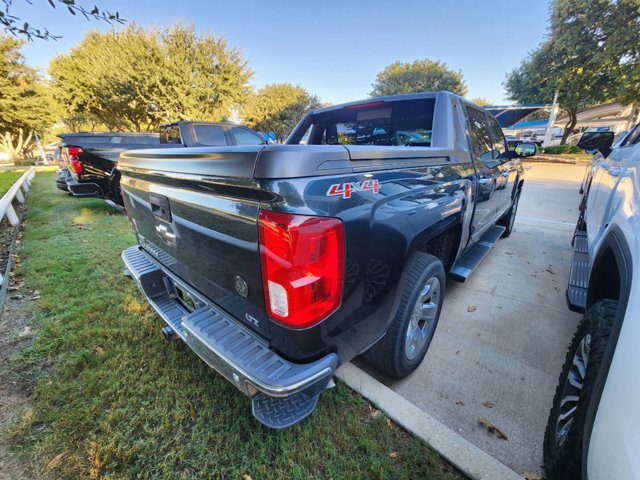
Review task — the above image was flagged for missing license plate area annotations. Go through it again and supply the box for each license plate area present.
[164,276,205,313]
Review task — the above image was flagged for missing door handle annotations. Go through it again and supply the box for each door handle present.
[149,193,172,222]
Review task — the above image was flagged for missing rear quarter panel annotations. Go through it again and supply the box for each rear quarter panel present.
[587,156,640,480]
[260,159,475,362]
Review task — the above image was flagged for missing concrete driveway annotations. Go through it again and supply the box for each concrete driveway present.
[356,163,585,477]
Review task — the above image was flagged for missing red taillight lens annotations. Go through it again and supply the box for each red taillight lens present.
[67,147,83,173]
[70,159,83,173]
[258,210,345,329]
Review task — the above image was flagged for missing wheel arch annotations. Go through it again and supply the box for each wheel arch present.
[410,214,463,272]
[582,226,633,477]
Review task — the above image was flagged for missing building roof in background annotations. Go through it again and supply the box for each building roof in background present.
[484,104,550,128]
[511,119,548,128]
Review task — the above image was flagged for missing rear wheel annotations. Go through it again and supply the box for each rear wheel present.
[543,299,617,480]
[363,252,445,378]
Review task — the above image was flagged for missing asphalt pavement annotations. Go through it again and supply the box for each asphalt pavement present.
[355,163,586,477]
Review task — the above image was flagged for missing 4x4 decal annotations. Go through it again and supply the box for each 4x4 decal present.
[327,179,380,199]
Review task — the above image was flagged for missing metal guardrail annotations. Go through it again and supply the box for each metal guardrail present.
[0,167,35,287]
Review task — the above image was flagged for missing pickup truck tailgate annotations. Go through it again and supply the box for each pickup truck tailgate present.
[118,146,271,338]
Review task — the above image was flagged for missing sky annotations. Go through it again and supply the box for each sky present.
[10,0,552,106]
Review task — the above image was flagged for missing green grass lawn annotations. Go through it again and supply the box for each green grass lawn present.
[5,172,462,480]
[0,169,25,197]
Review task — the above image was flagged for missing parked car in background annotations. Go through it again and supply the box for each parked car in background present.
[57,122,264,205]
[544,124,640,480]
[118,92,534,428]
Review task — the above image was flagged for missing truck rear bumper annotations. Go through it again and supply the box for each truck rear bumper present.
[65,177,103,198]
[55,169,71,191]
[121,245,338,428]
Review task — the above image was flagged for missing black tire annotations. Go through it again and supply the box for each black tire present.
[363,252,445,378]
[543,299,617,480]
[497,189,521,238]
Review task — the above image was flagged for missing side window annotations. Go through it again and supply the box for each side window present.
[621,124,640,147]
[488,116,508,160]
[192,124,227,146]
[160,125,182,144]
[229,127,263,145]
[297,124,313,144]
[466,107,494,164]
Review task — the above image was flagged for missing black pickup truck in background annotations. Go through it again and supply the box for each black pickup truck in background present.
[56,121,264,205]
[119,91,534,428]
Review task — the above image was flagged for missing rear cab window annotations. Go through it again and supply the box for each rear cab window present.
[288,98,435,146]
[160,125,182,144]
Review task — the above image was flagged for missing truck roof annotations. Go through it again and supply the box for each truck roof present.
[58,132,159,138]
[309,91,461,115]
[159,120,240,128]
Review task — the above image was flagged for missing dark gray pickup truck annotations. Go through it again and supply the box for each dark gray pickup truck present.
[57,122,264,205]
[119,91,532,428]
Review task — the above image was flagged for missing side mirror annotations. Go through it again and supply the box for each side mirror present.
[514,143,537,157]
[577,131,614,153]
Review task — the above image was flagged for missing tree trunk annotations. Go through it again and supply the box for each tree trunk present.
[560,107,578,145]
[0,129,33,164]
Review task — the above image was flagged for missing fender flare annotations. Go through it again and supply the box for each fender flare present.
[582,226,633,477]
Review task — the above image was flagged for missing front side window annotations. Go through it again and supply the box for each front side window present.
[621,123,640,146]
[488,116,508,160]
[466,107,494,163]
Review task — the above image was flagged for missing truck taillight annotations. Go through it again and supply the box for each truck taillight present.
[258,210,344,329]
[67,147,83,173]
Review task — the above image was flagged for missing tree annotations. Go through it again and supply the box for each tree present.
[49,24,253,132]
[505,0,640,144]
[471,97,492,106]
[1,0,124,41]
[600,0,640,105]
[0,34,53,161]
[242,83,321,142]
[370,59,467,97]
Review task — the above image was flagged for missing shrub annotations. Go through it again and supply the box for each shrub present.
[541,144,582,155]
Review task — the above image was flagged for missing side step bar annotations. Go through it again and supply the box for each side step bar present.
[566,230,589,313]
[449,225,506,282]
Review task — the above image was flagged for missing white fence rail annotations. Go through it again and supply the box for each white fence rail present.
[0,167,36,286]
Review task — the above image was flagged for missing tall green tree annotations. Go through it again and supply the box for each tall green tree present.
[505,0,640,144]
[370,59,467,97]
[0,34,53,161]
[49,24,253,132]
[242,83,321,142]
[471,97,492,106]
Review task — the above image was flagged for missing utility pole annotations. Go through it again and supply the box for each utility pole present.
[543,90,559,147]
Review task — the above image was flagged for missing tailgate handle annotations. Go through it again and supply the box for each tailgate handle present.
[149,193,172,222]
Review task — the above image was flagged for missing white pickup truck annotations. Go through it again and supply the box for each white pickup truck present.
[544,125,640,479]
